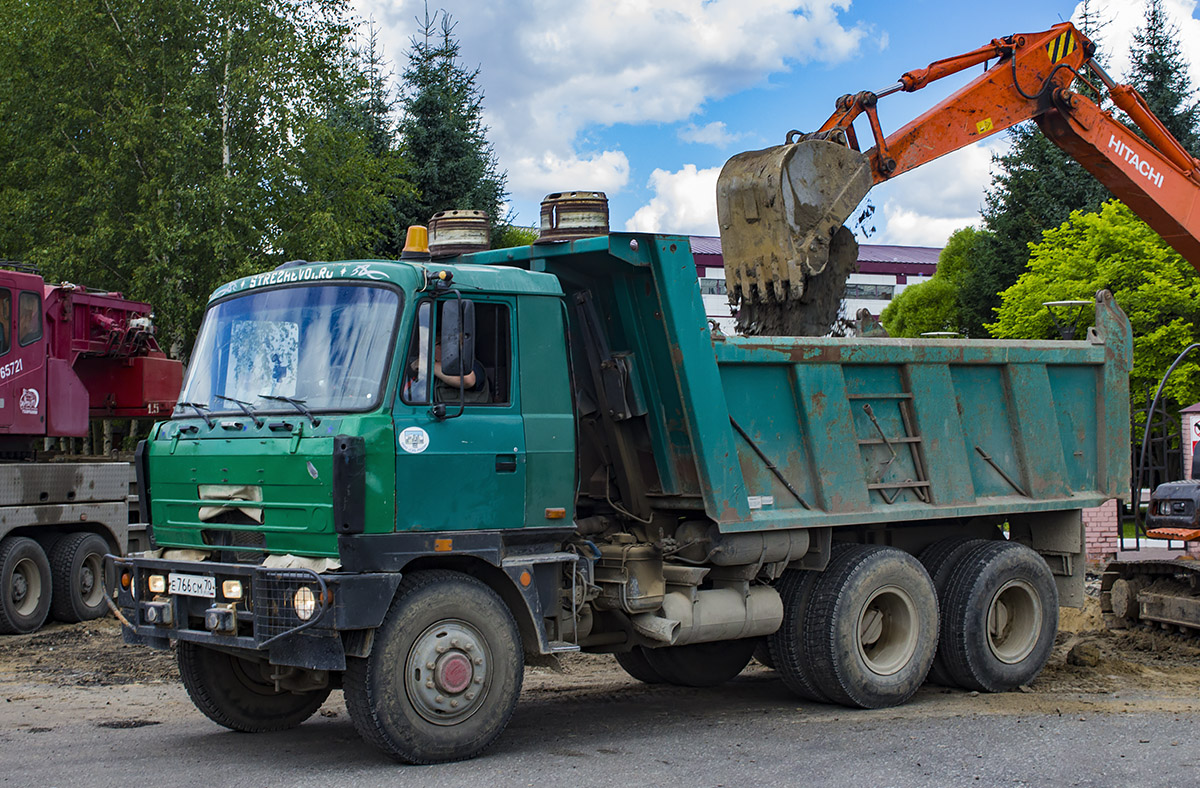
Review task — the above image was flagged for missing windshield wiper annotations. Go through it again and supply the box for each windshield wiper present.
[215,395,264,427]
[260,394,320,427]
[176,401,214,428]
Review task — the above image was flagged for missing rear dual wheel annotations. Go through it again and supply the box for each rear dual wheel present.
[918,537,989,686]
[0,536,52,634]
[773,545,938,708]
[50,532,111,623]
[938,541,1057,692]
[639,638,757,688]
[615,647,665,684]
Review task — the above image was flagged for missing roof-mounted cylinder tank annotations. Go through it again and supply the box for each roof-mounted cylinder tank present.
[537,191,609,242]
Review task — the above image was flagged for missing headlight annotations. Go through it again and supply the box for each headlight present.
[148,574,166,593]
[293,586,316,621]
[222,580,244,600]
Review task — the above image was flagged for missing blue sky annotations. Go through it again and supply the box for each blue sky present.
[354,0,1200,248]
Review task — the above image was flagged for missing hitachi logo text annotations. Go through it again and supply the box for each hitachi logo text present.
[1108,134,1165,188]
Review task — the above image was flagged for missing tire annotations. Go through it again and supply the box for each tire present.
[640,638,756,688]
[615,646,665,684]
[752,637,775,670]
[918,537,989,686]
[940,541,1058,693]
[343,570,524,764]
[0,536,52,634]
[49,532,111,623]
[177,641,331,732]
[804,545,938,709]
[768,566,829,702]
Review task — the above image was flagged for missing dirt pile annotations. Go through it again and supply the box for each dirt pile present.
[0,618,177,687]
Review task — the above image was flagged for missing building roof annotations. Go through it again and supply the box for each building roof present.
[688,236,940,276]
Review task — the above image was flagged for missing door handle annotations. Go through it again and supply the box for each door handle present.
[495,454,517,473]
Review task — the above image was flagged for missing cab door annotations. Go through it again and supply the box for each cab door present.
[392,298,526,531]
[0,284,46,433]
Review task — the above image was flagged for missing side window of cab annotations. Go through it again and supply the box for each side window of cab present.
[0,289,12,355]
[18,291,42,346]
[400,299,512,406]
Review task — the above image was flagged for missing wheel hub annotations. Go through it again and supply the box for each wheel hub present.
[12,571,27,604]
[406,619,490,725]
[434,652,474,694]
[11,557,40,615]
[856,584,919,676]
[987,578,1042,664]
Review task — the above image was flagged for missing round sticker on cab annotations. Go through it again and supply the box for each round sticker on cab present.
[399,426,430,454]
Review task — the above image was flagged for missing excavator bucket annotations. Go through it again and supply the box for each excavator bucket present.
[716,138,873,336]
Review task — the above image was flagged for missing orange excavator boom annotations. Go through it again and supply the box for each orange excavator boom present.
[717,21,1200,335]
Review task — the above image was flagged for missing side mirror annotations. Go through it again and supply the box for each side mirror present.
[440,299,476,376]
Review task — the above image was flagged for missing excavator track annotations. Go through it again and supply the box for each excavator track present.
[1100,559,1200,633]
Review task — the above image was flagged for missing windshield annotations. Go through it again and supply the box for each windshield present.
[177,284,401,416]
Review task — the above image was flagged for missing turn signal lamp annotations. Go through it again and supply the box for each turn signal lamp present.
[222,580,244,600]
[148,574,166,594]
[400,225,432,261]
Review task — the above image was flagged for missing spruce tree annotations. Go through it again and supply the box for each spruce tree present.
[1129,0,1199,154]
[396,8,507,241]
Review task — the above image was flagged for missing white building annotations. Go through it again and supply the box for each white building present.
[689,236,940,334]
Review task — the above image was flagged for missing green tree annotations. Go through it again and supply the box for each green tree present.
[989,201,1200,412]
[0,0,407,352]
[395,7,507,246]
[881,227,980,336]
[1129,0,1199,154]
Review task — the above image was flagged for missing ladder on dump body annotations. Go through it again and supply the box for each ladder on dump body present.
[849,391,931,505]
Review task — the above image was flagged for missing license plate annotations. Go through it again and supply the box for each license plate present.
[169,573,216,598]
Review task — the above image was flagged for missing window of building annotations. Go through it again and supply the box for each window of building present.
[844,283,896,300]
[699,278,727,296]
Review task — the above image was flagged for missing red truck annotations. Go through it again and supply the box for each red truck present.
[0,266,181,634]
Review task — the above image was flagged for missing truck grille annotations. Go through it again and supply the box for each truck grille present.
[201,529,266,563]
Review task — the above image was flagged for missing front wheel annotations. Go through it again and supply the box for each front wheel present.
[344,570,524,764]
[177,642,331,731]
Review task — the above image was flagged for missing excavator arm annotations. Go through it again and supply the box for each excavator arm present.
[718,22,1200,335]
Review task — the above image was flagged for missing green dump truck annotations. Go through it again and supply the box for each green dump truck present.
[112,232,1131,763]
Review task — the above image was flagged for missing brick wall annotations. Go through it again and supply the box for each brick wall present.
[1083,499,1119,563]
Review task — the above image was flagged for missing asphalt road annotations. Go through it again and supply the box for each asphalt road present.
[3,671,1199,788]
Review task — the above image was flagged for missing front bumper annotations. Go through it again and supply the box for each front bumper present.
[110,555,402,670]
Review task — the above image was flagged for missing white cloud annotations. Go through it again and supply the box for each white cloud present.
[357,0,868,213]
[678,121,743,147]
[508,150,631,198]
[625,165,722,235]
[879,205,981,247]
[872,143,1001,246]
